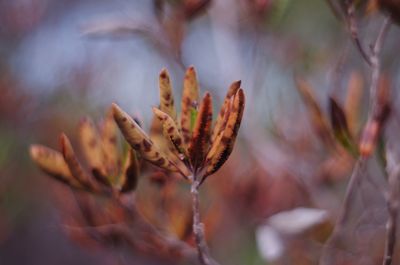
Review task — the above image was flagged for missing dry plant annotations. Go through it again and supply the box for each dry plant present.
[30,66,245,265]
[318,1,399,265]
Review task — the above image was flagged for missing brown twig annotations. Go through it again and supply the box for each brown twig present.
[382,148,400,265]
[343,0,373,66]
[191,179,220,265]
[319,157,367,265]
[320,16,392,265]
[368,17,392,110]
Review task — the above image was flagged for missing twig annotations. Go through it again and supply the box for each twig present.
[320,16,392,265]
[382,148,400,265]
[191,179,219,265]
[343,0,372,66]
[319,157,367,263]
[368,17,392,110]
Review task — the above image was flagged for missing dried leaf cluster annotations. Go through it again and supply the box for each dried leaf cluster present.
[113,66,245,186]
[30,66,245,265]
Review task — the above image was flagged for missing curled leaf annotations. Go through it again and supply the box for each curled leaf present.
[159,68,178,123]
[153,107,188,160]
[79,117,107,177]
[29,145,82,188]
[120,149,140,193]
[181,66,199,146]
[112,103,178,172]
[59,133,103,192]
[189,92,213,171]
[204,89,245,179]
[212,80,241,142]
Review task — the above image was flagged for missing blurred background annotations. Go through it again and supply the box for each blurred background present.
[1,0,400,264]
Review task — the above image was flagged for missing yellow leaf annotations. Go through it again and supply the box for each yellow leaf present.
[100,107,120,177]
[159,68,178,123]
[153,107,189,160]
[59,133,104,192]
[78,117,107,177]
[29,144,82,189]
[112,103,179,173]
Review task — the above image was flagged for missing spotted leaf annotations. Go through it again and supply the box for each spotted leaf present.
[59,133,103,192]
[189,92,213,171]
[153,107,189,160]
[204,89,245,179]
[180,66,199,146]
[112,103,178,173]
[78,117,107,178]
[159,68,178,123]
[29,144,82,189]
[212,80,241,142]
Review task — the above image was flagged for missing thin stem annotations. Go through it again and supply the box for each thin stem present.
[191,179,219,265]
[319,157,366,264]
[382,149,400,265]
[344,0,372,66]
[369,17,391,111]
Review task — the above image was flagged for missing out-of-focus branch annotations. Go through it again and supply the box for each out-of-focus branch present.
[382,148,400,265]
[319,157,366,265]
[343,0,373,66]
[320,15,392,265]
[368,17,392,109]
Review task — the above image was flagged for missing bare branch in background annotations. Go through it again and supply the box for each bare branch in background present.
[343,0,373,66]
[382,147,400,265]
[320,15,392,265]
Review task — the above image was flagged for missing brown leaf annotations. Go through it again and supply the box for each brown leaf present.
[378,0,400,24]
[29,145,82,189]
[330,97,350,139]
[120,149,140,193]
[100,107,120,177]
[207,98,233,161]
[112,103,179,173]
[211,80,241,142]
[374,77,391,123]
[78,117,107,178]
[204,89,245,179]
[188,92,213,171]
[180,66,199,146]
[329,97,358,156]
[359,120,380,157]
[153,107,189,160]
[345,72,363,137]
[184,0,212,19]
[59,133,103,193]
[159,68,178,123]
[295,77,334,148]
